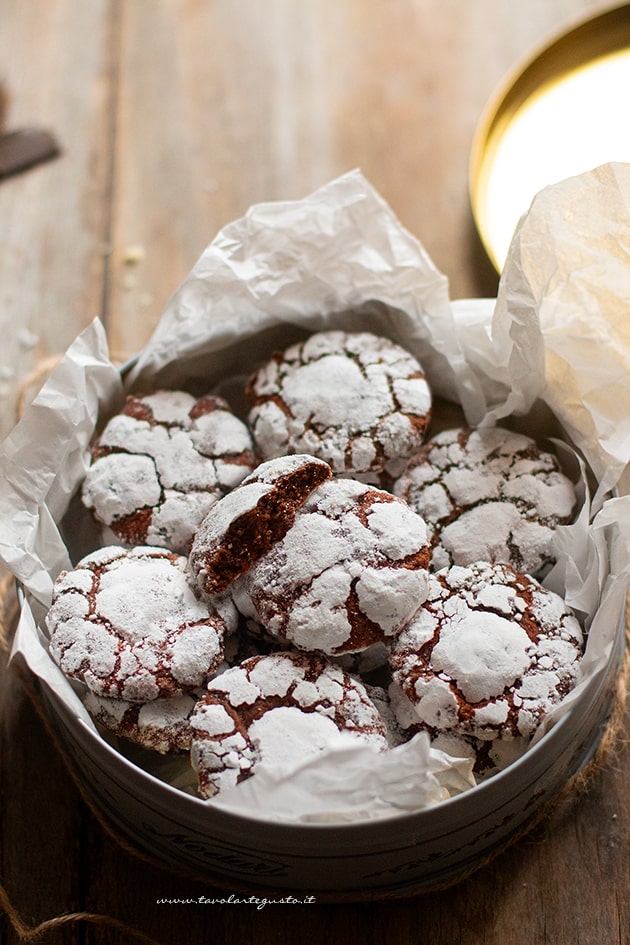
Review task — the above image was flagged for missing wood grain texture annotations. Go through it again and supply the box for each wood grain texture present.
[0,2,626,944]
[0,0,115,440]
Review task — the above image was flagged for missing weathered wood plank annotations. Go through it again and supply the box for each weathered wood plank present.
[0,0,114,440]
[105,0,615,364]
[0,666,86,945]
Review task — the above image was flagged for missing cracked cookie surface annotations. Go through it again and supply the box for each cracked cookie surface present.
[82,390,257,554]
[245,330,432,483]
[47,546,228,702]
[387,684,534,777]
[393,426,577,575]
[232,477,431,655]
[83,689,199,754]
[190,650,388,798]
[389,561,585,743]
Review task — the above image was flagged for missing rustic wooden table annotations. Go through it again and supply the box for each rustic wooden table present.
[1,2,628,943]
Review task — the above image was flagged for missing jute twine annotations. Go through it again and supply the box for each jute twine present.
[0,358,628,938]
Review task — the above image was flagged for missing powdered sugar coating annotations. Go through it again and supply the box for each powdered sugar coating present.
[387,683,532,777]
[393,426,577,575]
[389,561,584,742]
[246,330,432,483]
[84,690,199,754]
[432,731,531,779]
[232,477,431,655]
[47,546,227,702]
[188,454,332,596]
[82,390,257,554]
[190,651,388,798]
[366,684,410,747]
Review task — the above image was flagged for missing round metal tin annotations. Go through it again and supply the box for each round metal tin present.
[34,606,625,899]
[470,3,630,271]
[17,352,627,899]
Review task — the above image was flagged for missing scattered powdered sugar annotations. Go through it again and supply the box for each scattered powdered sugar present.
[246,330,432,483]
[394,426,577,576]
[190,651,388,798]
[82,391,257,554]
[389,560,585,742]
[47,546,227,702]
[232,478,431,655]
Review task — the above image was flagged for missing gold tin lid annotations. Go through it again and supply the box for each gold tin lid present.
[470,3,630,271]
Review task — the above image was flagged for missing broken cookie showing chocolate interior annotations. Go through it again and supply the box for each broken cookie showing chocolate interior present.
[232,477,432,656]
[188,453,333,597]
[190,651,389,798]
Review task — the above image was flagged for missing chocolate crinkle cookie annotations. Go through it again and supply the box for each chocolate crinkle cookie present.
[83,689,199,754]
[387,685,533,777]
[232,476,432,656]
[47,546,228,702]
[393,426,577,576]
[389,561,585,744]
[188,454,332,597]
[190,651,389,798]
[245,329,432,484]
[82,390,257,555]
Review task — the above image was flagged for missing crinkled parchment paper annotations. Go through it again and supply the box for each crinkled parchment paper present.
[2,167,630,824]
